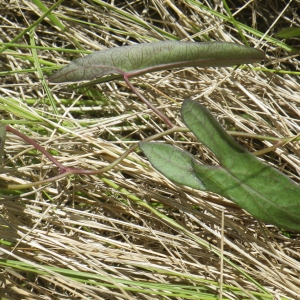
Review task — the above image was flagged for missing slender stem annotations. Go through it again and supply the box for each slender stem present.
[5,125,114,175]
[1,125,183,189]
[123,74,175,128]
[252,140,287,156]
[3,123,297,190]
[6,125,67,171]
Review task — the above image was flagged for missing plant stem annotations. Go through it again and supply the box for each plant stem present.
[6,125,67,171]
[3,124,297,190]
[123,74,175,128]
[1,125,183,189]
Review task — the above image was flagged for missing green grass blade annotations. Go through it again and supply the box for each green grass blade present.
[184,0,295,51]
[29,28,58,115]
[0,0,65,54]
[222,0,248,46]
[31,0,66,31]
[0,123,6,165]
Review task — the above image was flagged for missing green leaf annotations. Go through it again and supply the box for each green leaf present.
[141,99,300,231]
[181,99,256,174]
[276,27,300,38]
[49,41,264,128]
[184,99,300,231]
[192,162,300,231]
[49,41,264,83]
[0,123,6,165]
[139,142,205,190]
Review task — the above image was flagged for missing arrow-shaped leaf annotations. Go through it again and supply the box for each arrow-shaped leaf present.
[140,100,300,231]
[182,99,300,230]
[139,142,205,190]
[49,41,264,127]
[49,41,264,83]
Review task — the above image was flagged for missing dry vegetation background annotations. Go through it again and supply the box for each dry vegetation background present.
[0,0,300,299]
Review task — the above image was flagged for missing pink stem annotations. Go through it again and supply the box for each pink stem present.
[6,125,68,171]
[123,74,175,128]
[5,125,136,176]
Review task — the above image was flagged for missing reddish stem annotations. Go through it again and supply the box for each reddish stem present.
[5,125,90,174]
[123,74,175,128]
[5,125,137,177]
[6,125,67,170]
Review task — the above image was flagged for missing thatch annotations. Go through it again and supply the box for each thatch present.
[0,0,300,299]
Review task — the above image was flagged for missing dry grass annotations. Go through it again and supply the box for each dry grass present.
[1,0,300,299]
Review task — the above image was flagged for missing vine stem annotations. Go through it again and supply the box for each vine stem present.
[123,74,175,128]
[6,125,67,171]
[3,124,298,190]
[1,125,183,189]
